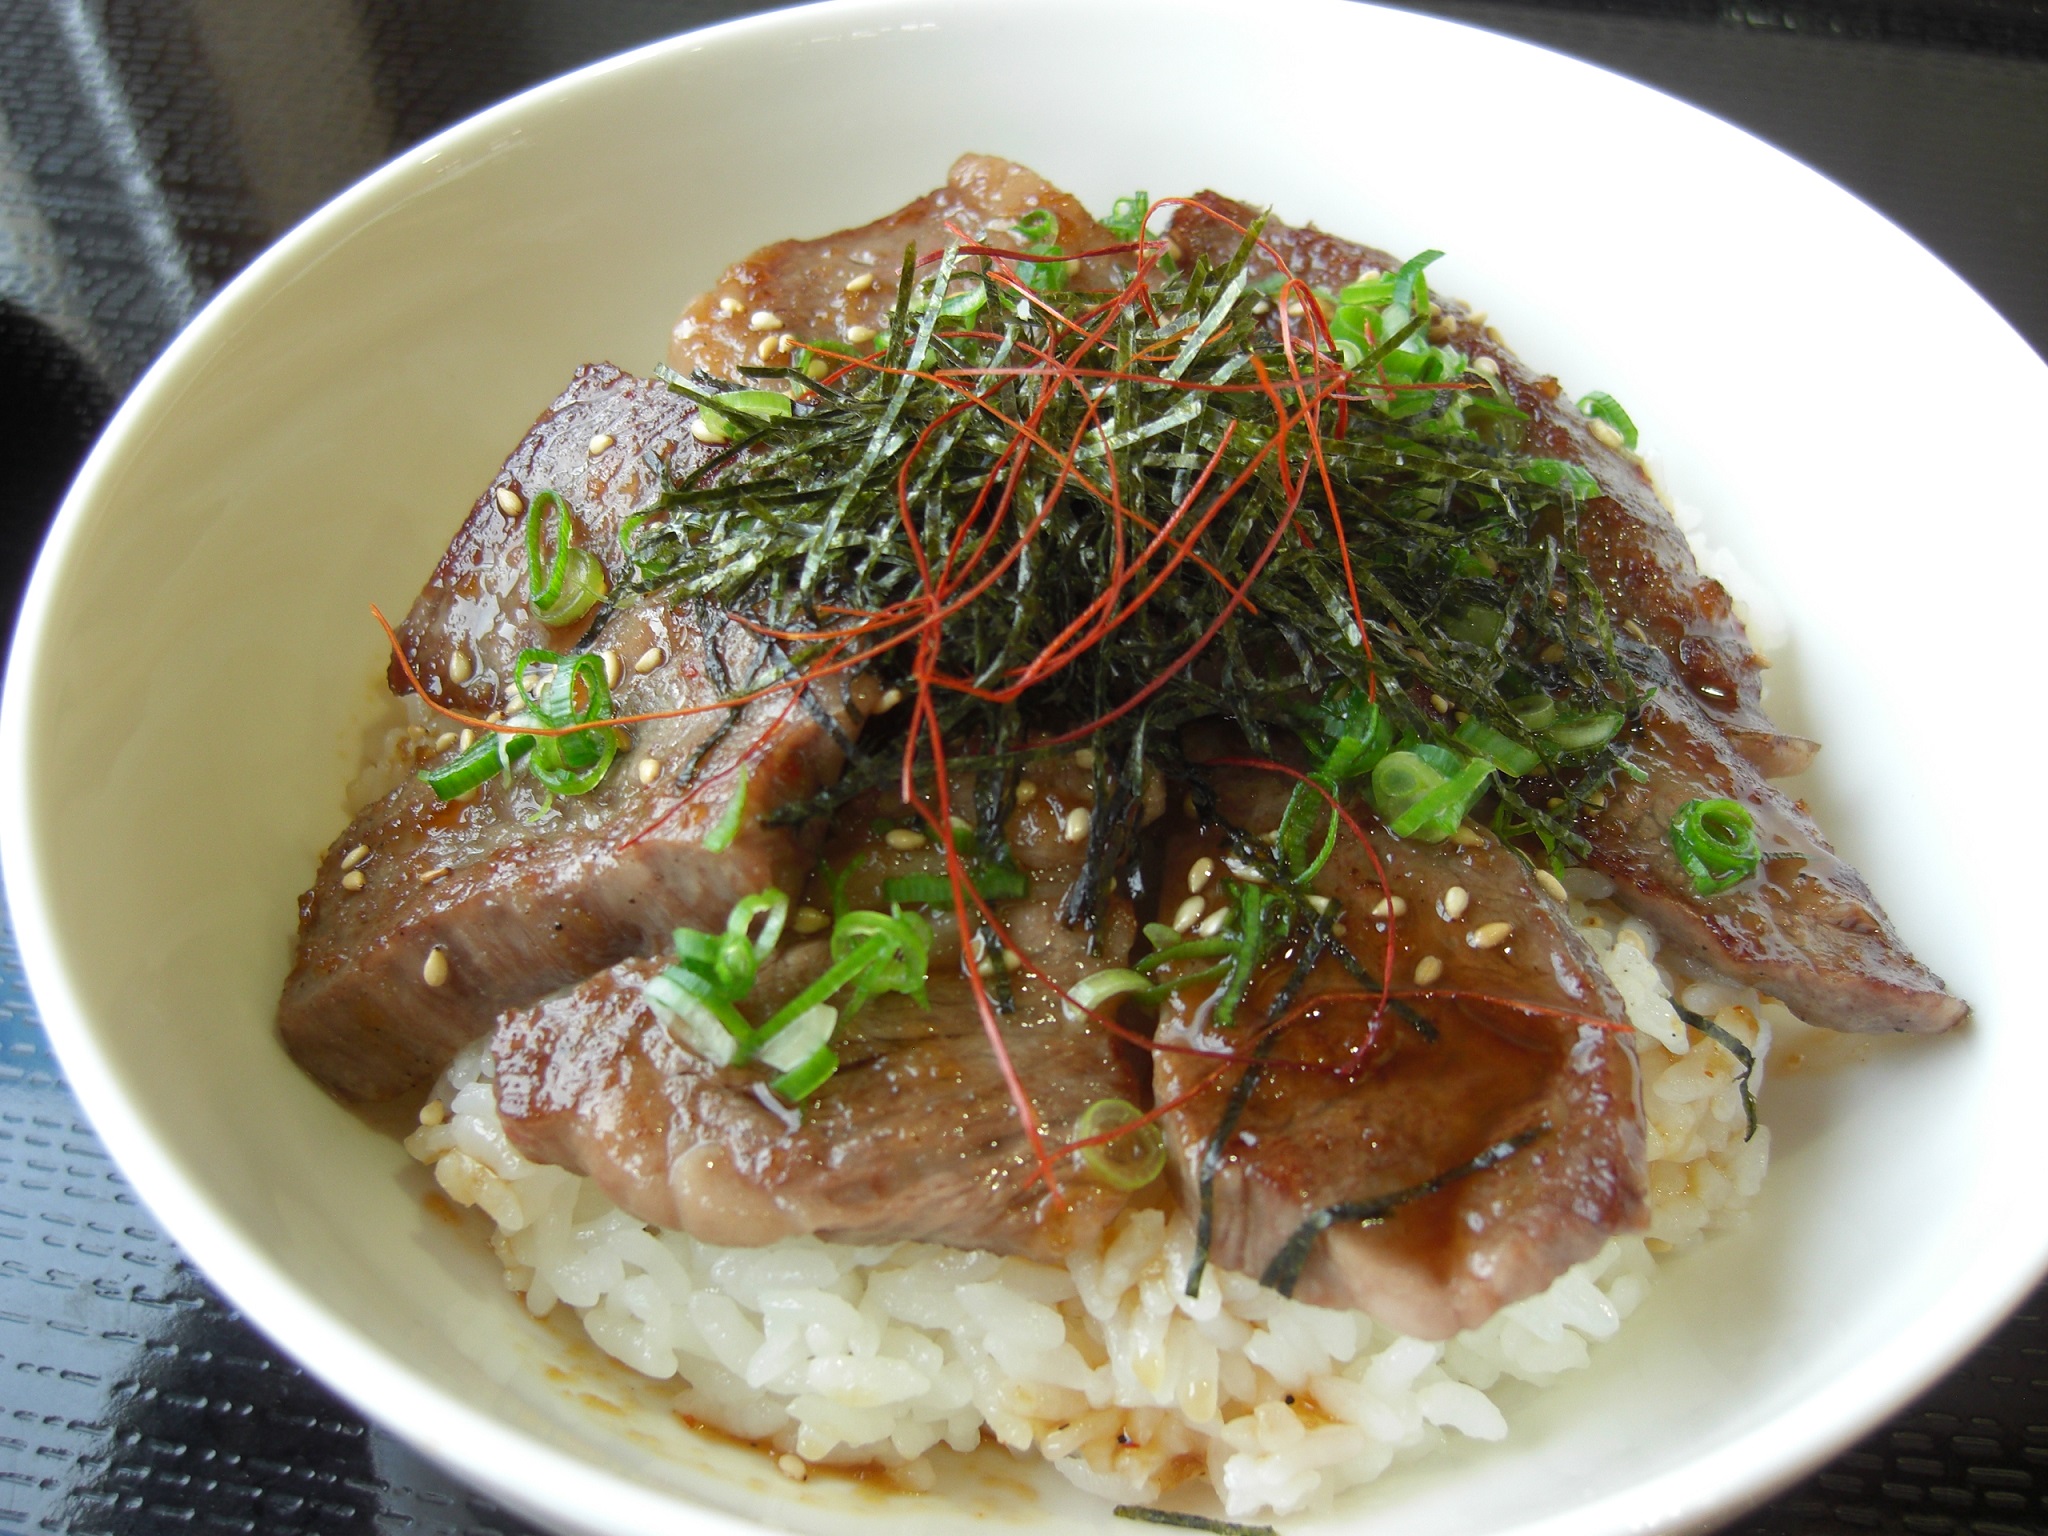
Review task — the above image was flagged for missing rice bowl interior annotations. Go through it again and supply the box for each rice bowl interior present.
[2,3,2043,1535]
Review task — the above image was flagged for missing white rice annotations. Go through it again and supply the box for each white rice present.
[407,893,1778,1520]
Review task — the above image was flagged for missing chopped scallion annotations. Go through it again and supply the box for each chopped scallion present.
[1578,390,1639,451]
[525,490,608,626]
[695,388,793,444]
[1668,797,1761,895]
[1074,1098,1166,1191]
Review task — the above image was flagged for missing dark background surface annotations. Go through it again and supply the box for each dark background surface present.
[0,1,2042,1531]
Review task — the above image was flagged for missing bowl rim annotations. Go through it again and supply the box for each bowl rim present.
[5,1,2046,1531]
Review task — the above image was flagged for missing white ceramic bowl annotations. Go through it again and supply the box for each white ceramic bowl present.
[6,1,2046,1532]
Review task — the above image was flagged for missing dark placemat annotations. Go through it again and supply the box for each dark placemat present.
[0,2,2042,1532]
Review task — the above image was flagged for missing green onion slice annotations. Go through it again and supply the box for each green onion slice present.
[695,388,793,444]
[1668,797,1761,895]
[756,1002,837,1073]
[770,1044,839,1104]
[1074,1098,1166,1191]
[1060,968,1150,1024]
[703,765,749,853]
[1453,718,1541,777]
[1385,757,1493,843]
[1578,391,1639,451]
[1102,191,1151,244]
[525,490,608,626]
[421,731,533,799]
[880,861,1030,908]
[1546,711,1625,752]
[1521,458,1602,500]
[521,650,618,794]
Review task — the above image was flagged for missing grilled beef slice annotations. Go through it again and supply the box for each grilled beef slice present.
[280,367,868,1102]
[1154,763,1646,1341]
[666,153,1123,383]
[492,754,1144,1261]
[1169,196,1965,1034]
[1586,689,1965,1033]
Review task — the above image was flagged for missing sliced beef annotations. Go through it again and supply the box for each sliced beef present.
[1166,193,1810,779]
[1153,762,1645,1341]
[388,362,714,711]
[492,753,1144,1262]
[280,367,868,1103]
[1586,690,1965,1033]
[1169,195,1965,1034]
[667,153,1125,382]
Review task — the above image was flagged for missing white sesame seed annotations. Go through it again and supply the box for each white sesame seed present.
[1429,693,1451,714]
[1440,885,1470,920]
[878,687,905,711]
[1016,779,1039,803]
[1468,921,1513,949]
[447,648,474,685]
[1171,895,1207,934]
[749,310,784,332]
[717,295,744,315]
[1285,299,1304,318]
[418,1099,447,1126]
[587,432,615,456]
[1074,748,1096,769]
[976,957,997,978]
[1062,807,1091,845]
[778,1453,809,1482]
[634,645,665,674]
[845,323,877,343]
[1533,869,1569,902]
[433,731,458,753]
[884,828,927,851]
[1588,418,1625,451]
[1187,856,1216,894]
[419,866,451,885]
[458,729,474,752]
[1305,894,1332,915]
[486,709,505,723]
[637,756,662,786]
[601,649,623,688]
[340,844,370,871]
[690,416,728,445]
[422,947,450,986]
[1413,955,1444,985]
[1453,825,1487,849]
[495,485,523,515]
[1623,618,1651,645]
[843,272,875,294]
[791,905,829,935]
[1250,299,1272,317]
[1371,895,1408,918]
[341,869,366,892]
[777,332,798,354]
[1196,906,1234,938]
[1472,354,1500,376]
[756,336,781,362]
[1586,789,1608,808]
[1001,948,1023,972]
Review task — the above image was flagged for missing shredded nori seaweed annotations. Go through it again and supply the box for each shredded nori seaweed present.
[624,223,1650,913]
[1674,1002,1759,1140]
[1256,1127,1547,1297]
[1113,1505,1278,1536]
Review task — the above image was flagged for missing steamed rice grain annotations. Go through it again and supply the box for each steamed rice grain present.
[407,896,1777,1519]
